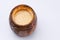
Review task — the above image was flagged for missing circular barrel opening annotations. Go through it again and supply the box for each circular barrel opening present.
[12,10,33,25]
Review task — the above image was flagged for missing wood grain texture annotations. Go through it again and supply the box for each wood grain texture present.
[9,4,37,37]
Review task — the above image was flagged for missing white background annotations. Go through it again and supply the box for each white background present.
[0,0,60,40]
